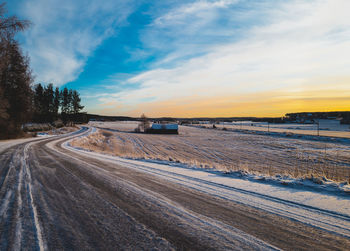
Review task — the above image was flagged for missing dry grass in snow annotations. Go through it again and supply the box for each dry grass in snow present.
[71,122,350,182]
[49,126,79,135]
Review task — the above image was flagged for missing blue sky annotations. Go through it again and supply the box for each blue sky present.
[5,0,350,117]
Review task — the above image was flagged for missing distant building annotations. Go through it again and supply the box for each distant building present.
[285,111,350,124]
[147,123,179,134]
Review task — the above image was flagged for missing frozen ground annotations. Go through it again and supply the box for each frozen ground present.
[0,126,78,154]
[0,136,48,154]
[81,121,350,181]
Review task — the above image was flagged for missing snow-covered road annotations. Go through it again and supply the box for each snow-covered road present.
[1,126,350,250]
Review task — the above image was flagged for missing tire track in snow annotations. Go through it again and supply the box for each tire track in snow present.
[22,143,45,251]
[0,145,26,249]
[45,138,280,250]
[0,190,12,217]
[0,128,88,250]
[13,154,24,251]
[0,150,17,220]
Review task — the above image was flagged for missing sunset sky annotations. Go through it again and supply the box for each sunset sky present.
[6,0,350,117]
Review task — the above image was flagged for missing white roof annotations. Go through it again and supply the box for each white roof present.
[151,123,178,130]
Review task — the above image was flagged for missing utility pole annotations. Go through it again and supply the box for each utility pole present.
[268,122,270,133]
[316,120,320,136]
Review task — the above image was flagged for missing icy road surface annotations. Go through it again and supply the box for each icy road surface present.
[0,127,349,250]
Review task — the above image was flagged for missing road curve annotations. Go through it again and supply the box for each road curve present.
[0,127,349,250]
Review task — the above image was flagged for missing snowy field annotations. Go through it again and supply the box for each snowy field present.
[198,120,350,139]
[74,121,350,182]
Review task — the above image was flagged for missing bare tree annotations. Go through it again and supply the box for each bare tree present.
[138,113,151,132]
[0,3,30,40]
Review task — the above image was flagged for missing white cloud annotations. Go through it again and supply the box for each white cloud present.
[103,0,350,113]
[154,0,239,26]
[18,0,136,85]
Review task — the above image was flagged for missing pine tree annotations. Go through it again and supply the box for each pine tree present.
[53,87,60,120]
[68,89,73,114]
[61,87,69,114]
[43,83,54,122]
[33,83,44,121]
[72,90,84,115]
[60,87,70,123]
[0,40,33,136]
[0,3,32,138]
[0,85,9,131]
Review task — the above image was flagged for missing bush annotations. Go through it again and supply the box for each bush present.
[53,120,64,128]
[23,123,52,132]
[101,130,113,137]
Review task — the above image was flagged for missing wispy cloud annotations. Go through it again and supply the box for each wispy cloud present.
[95,0,350,116]
[18,0,137,85]
[136,0,245,67]
[154,0,239,26]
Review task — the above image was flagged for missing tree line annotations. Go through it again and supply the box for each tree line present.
[33,83,84,124]
[0,3,84,139]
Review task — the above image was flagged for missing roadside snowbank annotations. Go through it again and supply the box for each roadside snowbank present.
[0,137,45,154]
[112,157,350,195]
[0,126,85,154]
